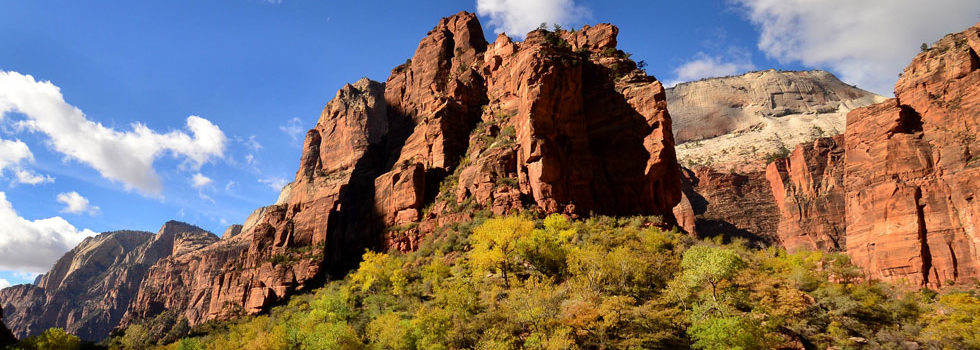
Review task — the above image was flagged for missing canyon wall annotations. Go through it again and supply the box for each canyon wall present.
[843,23,980,287]
[122,11,683,329]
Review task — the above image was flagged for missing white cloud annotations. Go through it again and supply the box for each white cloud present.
[225,180,236,191]
[0,192,97,273]
[191,173,213,188]
[476,0,590,37]
[16,169,53,185]
[259,177,288,191]
[0,139,32,171]
[57,191,101,216]
[0,278,10,289]
[0,70,227,195]
[0,138,52,185]
[280,117,305,144]
[731,0,980,95]
[665,52,756,87]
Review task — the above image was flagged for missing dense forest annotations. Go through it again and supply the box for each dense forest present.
[9,213,979,350]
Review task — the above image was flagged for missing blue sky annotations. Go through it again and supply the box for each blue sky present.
[0,0,978,286]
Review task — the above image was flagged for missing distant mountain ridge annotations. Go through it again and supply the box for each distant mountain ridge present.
[0,222,216,341]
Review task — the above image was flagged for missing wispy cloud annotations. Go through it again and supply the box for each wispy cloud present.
[259,177,289,191]
[476,0,591,37]
[280,117,306,145]
[731,0,980,94]
[0,70,228,195]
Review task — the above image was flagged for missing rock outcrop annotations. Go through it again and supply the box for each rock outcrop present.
[678,166,780,243]
[844,22,980,287]
[0,223,216,341]
[124,11,683,329]
[668,70,883,170]
[766,136,847,251]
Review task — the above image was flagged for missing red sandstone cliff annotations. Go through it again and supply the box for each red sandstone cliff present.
[675,166,780,244]
[766,136,847,252]
[122,11,682,328]
[843,22,980,287]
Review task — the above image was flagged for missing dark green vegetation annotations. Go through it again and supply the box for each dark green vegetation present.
[10,214,980,350]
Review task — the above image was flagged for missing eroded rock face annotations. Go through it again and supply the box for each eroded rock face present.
[845,22,980,287]
[766,136,847,251]
[668,70,883,170]
[125,78,393,327]
[458,23,681,219]
[0,223,216,341]
[679,167,780,243]
[125,11,683,329]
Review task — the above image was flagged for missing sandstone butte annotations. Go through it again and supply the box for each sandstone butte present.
[112,11,683,331]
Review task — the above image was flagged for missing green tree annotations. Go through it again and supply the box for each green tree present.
[687,315,765,350]
[680,246,745,303]
[176,338,204,350]
[921,293,980,348]
[118,324,152,350]
[366,312,415,350]
[20,328,81,350]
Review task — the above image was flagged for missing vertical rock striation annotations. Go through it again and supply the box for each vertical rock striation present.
[844,22,980,287]
[766,136,847,251]
[678,166,780,243]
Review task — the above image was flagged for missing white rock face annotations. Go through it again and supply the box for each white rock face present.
[667,70,885,170]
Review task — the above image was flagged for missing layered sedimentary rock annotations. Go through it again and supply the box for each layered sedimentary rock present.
[125,11,683,329]
[124,77,393,327]
[452,23,680,219]
[668,70,883,170]
[766,136,847,251]
[844,22,980,287]
[0,223,216,341]
[678,166,780,243]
